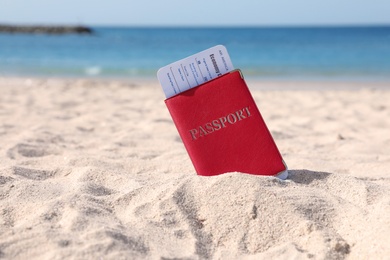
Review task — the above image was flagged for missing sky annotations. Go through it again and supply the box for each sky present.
[0,0,389,27]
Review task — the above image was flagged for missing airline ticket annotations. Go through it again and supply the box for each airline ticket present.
[157,45,234,98]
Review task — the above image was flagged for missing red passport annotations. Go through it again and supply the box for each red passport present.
[165,70,288,179]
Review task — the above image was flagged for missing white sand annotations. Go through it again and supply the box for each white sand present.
[0,77,389,259]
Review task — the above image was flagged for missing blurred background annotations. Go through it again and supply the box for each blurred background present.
[0,0,389,81]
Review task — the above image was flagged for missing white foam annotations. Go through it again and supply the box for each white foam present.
[85,66,101,75]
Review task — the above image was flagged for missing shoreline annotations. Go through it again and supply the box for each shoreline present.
[2,75,390,91]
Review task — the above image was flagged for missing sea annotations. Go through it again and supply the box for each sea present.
[1,26,390,81]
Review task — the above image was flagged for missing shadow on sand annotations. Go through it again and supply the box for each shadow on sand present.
[287,169,332,184]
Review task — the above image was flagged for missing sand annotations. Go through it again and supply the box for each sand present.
[0,77,389,259]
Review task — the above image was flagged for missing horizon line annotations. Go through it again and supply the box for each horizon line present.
[1,22,390,28]
[0,22,390,29]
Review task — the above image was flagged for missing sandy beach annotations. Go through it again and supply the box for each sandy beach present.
[1,77,389,259]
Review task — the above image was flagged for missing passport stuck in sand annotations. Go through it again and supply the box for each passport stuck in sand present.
[163,69,288,179]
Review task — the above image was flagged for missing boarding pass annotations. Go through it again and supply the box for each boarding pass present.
[157,45,234,98]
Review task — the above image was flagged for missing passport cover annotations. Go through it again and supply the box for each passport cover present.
[165,69,287,178]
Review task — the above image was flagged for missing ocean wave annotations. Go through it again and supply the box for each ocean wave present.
[85,66,102,76]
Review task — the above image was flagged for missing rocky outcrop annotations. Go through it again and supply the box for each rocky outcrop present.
[0,24,93,35]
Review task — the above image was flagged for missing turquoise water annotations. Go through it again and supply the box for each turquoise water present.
[1,26,390,80]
